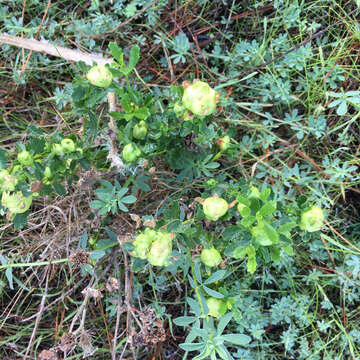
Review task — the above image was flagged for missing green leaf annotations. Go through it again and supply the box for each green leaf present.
[117,187,128,199]
[215,344,233,360]
[179,343,206,351]
[13,212,29,230]
[128,45,140,71]
[118,202,129,212]
[204,270,227,285]
[109,42,124,66]
[203,286,224,298]
[96,189,113,201]
[28,137,45,154]
[5,267,13,290]
[269,246,280,262]
[134,106,150,120]
[263,222,279,244]
[53,183,66,196]
[259,187,271,202]
[205,162,220,169]
[186,296,201,316]
[282,244,293,255]
[222,333,251,346]
[173,316,197,326]
[247,257,257,273]
[78,231,88,249]
[258,201,276,217]
[193,346,213,360]
[90,200,105,210]
[233,246,248,259]
[241,215,256,228]
[121,195,137,204]
[0,148,8,169]
[217,312,233,335]
[278,221,296,238]
[90,249,106,260]
[194,261,202,283]
[336,100,348,116]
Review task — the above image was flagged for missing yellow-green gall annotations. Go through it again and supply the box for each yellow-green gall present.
[200,248,222,267]
[182,80,217,116]
[122,143,141,163]
[17,150,34,166]
[300,205,324,232]
[206,297,227,318]
[203,197,228,221]
[2,191,32,214]
[61,138,76,153]
[0,170,17,192]
[147,232,172,267]
[86,65,113,88]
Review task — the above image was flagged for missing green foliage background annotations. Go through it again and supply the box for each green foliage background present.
[1,0,360,359]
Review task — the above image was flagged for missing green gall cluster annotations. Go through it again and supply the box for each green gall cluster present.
[133,121,147,140]
[205,178,217,188]
[300,205,324,232]
[52,139,76,156]
[203,196,228,221]
[61,139,76,153]
[122,143,141,163]
[206,297,227,318]
[182,80,217,116]
[0,170,18,192]
[17,150,34,166]
[1,191,32,214]
[86,65,113,88]
[200,247,222,267]
[132,228,173,266]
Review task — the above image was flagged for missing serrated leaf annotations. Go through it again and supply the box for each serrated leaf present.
[264,222,279,244]
[259,188,271,202]
[134,106,150,120]
[109,42,124,66]
[278,221,296,238]
[128,45,140,70]
[13,212,29,230]
[247,255,257,274]
[233,246,248,259]
[258,201,276,217]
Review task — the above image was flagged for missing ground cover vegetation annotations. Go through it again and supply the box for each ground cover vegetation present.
[1,0,360,359]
